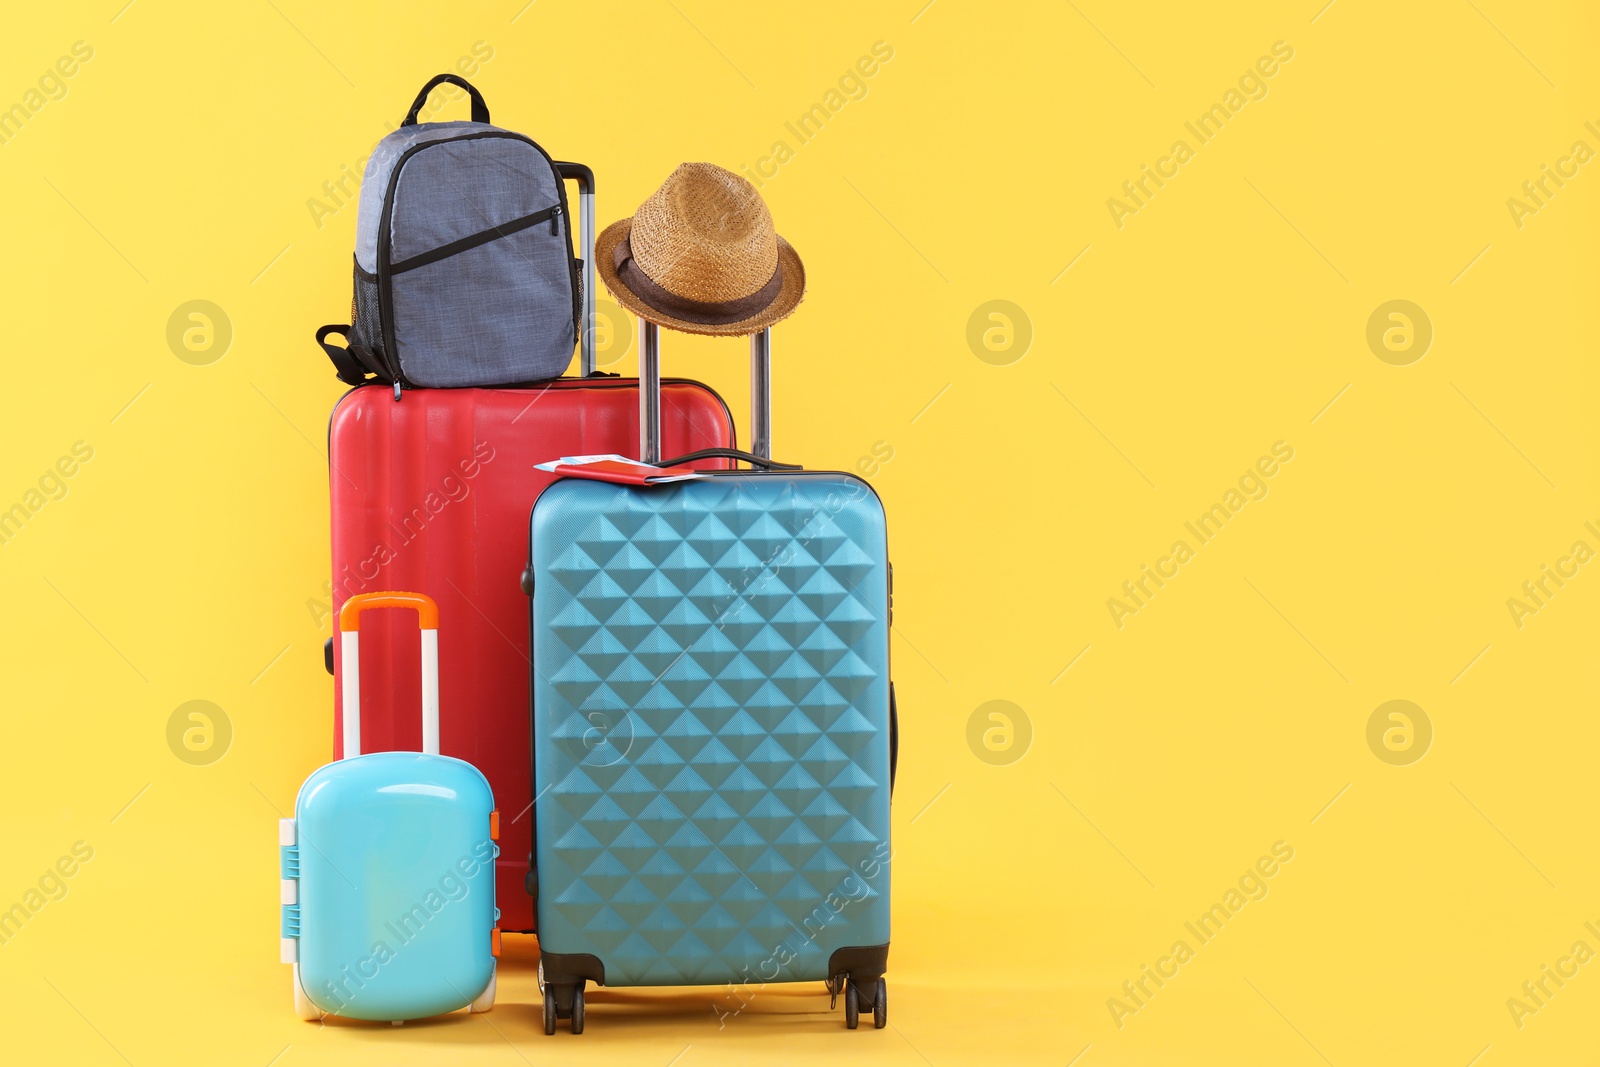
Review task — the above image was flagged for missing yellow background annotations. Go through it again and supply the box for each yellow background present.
[2,1,1596,1063]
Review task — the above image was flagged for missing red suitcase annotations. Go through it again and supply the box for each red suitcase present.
[324,168,736,932]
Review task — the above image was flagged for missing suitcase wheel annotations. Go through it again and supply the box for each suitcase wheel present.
[543,980,584,1034]
[843,977,887,1031]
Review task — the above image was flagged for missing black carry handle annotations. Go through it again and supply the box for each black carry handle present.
[402,74,490,126]
[553,161,593,195]
[889,682,898,796]
[657,447,801,471]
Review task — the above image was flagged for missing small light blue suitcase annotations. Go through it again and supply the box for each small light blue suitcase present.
[526,326,896,1033]
[280,591,502,1022]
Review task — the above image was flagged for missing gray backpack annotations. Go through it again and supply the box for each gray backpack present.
[317,74,582,390]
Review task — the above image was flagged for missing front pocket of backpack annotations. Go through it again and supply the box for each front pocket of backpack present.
[388,204,561,276]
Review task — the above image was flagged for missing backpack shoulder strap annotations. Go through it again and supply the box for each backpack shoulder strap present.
[316,325,389,386]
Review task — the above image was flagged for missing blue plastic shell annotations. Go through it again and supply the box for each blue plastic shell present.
[531,474,893,986]
[294,752,497,1020]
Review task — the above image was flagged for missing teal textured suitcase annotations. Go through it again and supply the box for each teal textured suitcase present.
[526,326,895,1032]
[281,591,501,1023]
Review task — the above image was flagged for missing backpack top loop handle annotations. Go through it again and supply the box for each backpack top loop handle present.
[402,74,490,127]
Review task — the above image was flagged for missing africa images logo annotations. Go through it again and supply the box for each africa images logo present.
[1107,841,1295,1028]
[1106,442,1295,628]
[1105,41,1295,229]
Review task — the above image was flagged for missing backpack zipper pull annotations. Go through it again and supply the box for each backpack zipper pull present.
[550,205,561,235]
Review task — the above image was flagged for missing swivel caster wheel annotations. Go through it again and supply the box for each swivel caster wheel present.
[543,981,585,1034]
[843,977,887,1030]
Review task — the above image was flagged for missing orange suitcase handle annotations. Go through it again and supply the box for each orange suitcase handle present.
[336,591,440,758]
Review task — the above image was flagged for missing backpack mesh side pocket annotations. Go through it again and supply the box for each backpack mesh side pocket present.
[350,257,385,370]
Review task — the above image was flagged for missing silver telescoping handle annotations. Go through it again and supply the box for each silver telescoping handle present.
[555,162,597,377]
[749,329,771,460]
[638,324,772,463]
[640,320,662,463]
[579,186,595,376]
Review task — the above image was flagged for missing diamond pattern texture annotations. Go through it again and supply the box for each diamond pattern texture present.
[531,475,892,986]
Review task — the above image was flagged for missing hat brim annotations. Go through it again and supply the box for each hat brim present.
[595,218,806,338]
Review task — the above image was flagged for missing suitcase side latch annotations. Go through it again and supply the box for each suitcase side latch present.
[279,818,300,963]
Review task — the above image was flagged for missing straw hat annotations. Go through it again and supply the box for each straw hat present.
[596,163,805,337]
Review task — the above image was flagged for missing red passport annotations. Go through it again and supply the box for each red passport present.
[533,454,705,486]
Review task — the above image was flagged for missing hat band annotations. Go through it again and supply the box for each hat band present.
[614,236,783,326]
